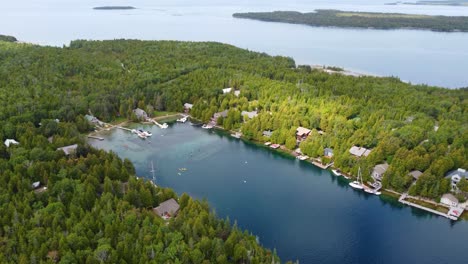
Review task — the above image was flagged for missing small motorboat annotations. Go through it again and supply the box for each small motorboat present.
[231,132,242,138]
[202,124,213,129]
[297,155,309,161]
[349,181,364,190]
[176,116,188,123]
[332,169,342,176]
[264,142,272,146]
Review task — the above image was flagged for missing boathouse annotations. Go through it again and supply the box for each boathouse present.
[153,198,180,219]
[349,146,371,157]
[4,139,19,148]
[441,193,459,207]
[57,144,78,156]
[372,163,389,181]
[296,127,312,141]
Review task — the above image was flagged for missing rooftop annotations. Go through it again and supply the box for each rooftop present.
[57,144,78,155]
[296,127,312,136]
[349,146,371,157]
[442,193,458,203]
[409,170,423,180]
[241,110,258,119]
[153,198,180,217]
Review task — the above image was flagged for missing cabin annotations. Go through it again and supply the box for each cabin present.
[153,198,180,219]
[57,144,78,156]
[241,110,258,120]
[441,193,459,207]
[296,127,312,141]
[445,168,468,192]
[409,170,423,181]
[213,110,228,123]
[85,114,104,126]
[234,90,241,97]
[133,108,148,120]
[183,103,193,113]
[32,181,41,189]
[324,148,333,158]
[4,139,19,148]
[263,130,273,138]
[349,146,371,157]
[372,163,389,181]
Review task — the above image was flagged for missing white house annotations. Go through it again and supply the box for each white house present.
[222,88,232,94]
[4,139,19,148]
[445,168,468,192]
[241,110,258,119]
[324,148,333,157]
[183,103,193,110]
[349,146,371,157]
[234,90,241,97]
[441,193,459,207]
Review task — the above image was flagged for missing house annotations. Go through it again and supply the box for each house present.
[222,88,232,94]
[57,144,78,156]
[441,193,459,207]
[84,114,104,126]
[324,148,334,158]
[4,139,19,148]
[445,168,468,192]
[372,163,389,181]
[296,127,312,141]
[153,198,180,219]
[349,146,371,157]
[409,170,423,181]
[234,90,241,97]
[263,130,273,138]
[213,110,228,122]
[241,110,258,120]
[183,103,193,111]
[133,108,148,120]
[32,181,41,189]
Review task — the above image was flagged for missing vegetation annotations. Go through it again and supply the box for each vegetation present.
[0,40,282,263]
[0,38,466,262]
[0,34,17,42]
[233,10,468,32]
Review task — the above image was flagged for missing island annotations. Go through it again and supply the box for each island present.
[387,0,468,6]
[0,34,17,42]
[93,6,136,10]
[233,9,468,32]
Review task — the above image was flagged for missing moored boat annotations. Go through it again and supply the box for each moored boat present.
[332,169,341,176]
[349,167,364,190]
[264,142,271,146]
[202,124,213,129]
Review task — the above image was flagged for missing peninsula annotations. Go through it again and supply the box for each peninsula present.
[233,9,468,32]
[93,6,136,10]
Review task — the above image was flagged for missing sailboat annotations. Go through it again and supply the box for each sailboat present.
[150,161,157,187]
[349,167,364,190]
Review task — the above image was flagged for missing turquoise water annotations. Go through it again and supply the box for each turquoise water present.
[2,0,468,88]
[89,122,468,264]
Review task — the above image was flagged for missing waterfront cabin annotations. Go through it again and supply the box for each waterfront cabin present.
[349,146,371,157]
[263,130,273,138]
[372,163,389,181]
[57,144,78,156]
[324,148,334,158]
[445,168,468,192]
[213,110,228,123]
[153,198,180,219]
[441,193,459,207]
[4,139,19,148]
[241,110,258,120]
[183,103,193,113]
[85,114,104,127]
[32,181,41,189]
[133,108,148,121]
[409,170,423,181]
[296,127,312,141]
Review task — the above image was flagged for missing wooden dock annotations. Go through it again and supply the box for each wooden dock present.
[87,135,104,141]
[311,160,333,169]
[399,194,457,220]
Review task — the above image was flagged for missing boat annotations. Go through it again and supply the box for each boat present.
[264,142,272,146]
[332,169,342,176]
[270,144,280,149]
[297,155,309,161]
[161,123,168,129]
[202,124,213,129]
[138,133,147,139]
[349,167,364,190]
[176,116,188,123]
[138,129,152,137]
[231,132,242,138]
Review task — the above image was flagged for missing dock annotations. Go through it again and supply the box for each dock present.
[87,135,104,141]
[399,194,458,220]
[116,126,132,132]
[311,160,333,169]
[148,118,168,129]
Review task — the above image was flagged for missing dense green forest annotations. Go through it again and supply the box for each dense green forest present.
[0,34,17,42]
[0,39,467,262]
[233,10,468,32]
[0,41,283,263]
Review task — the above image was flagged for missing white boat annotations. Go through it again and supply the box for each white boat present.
[297,155,309,161]
[231,132,241,138]
[161,123,168,129]
[138,133,147,139]
[176,116,188,123]
[138,129,152,137]
[145,131,152,137]
[332,169,342,176]
[202,124,213,129]
[264,142,272,146]
[349,167,364,190]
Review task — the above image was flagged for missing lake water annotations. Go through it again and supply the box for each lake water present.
[2,0,468,88]
[89,123,468,264]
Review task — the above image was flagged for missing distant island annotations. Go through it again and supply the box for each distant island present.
[386,0,468,6]
[93,6,136,10]
[233,10,468,32]
[0,34,17,42]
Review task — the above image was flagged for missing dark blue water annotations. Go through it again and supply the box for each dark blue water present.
[90,122,468,264]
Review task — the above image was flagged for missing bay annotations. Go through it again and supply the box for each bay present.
[2,0,468,88]
[89,122,468,264]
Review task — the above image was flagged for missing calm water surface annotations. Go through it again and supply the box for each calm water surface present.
[2,0,468,88]
[89,123,468,264]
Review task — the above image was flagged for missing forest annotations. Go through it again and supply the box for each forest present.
[0,38,466,261]
[232,10,468,32]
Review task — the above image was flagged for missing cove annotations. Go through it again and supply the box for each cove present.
[89,122,468,264]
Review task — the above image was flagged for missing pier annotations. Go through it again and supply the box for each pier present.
[311,160,333,169]
[87,135,104,141]
[398,194,458,221]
